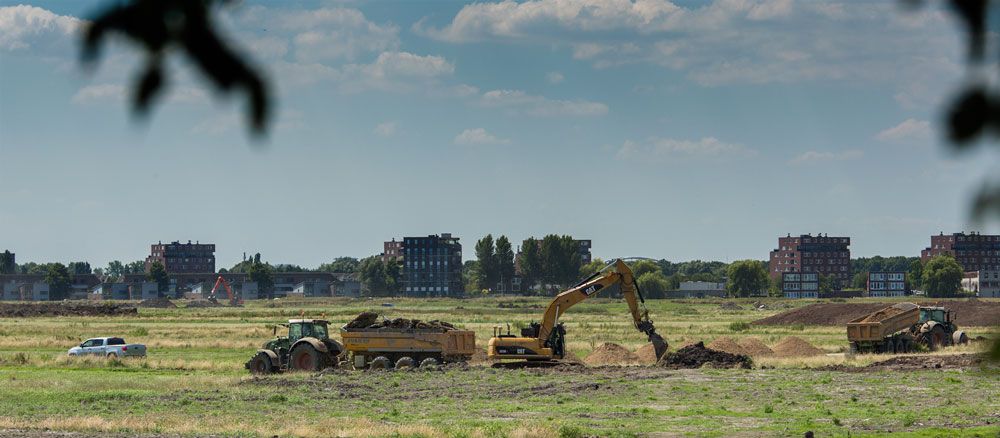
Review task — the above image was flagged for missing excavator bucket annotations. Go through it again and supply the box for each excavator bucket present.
[648,331,668,361]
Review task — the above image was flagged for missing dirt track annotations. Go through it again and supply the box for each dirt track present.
[0,302,138,318]
[752,300,1000,326]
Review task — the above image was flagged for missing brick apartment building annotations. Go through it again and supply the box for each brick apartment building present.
[382,239,403,264]
[769,233,851,287]
[392,234,463,296]
[921,232,1000,272]
[146,240,215,274]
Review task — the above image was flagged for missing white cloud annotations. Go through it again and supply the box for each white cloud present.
[480,89,608,116]
[72,84,209,105]
[876,118,934,143]
[788,149,863,166]
[375,121,397,137]
[546,71,564,84]
[0,5,80,51]
[616,136,755,161]
[454,128,510,145]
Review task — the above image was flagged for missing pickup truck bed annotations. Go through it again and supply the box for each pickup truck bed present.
[68,337,146,358]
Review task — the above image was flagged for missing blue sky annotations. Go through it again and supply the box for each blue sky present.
[1,0,997,269]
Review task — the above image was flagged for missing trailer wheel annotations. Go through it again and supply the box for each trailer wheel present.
[369,356,391,370]
[419,357,439,368]
[248,352,275,374]
[395,357,415,369]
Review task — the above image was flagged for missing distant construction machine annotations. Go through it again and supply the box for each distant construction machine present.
[846,303,969,354]
[207,276,242,306]
[488,259,668,366]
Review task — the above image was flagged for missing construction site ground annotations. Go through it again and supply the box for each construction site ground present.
[0,297,997,437]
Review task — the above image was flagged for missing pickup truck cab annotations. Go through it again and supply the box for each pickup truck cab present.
[68,337,147,358]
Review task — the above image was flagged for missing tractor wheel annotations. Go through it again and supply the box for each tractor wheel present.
[248,352,275,374]
[395,357,415,369]
[369,356,391,370]
[419,357,439,368]
[953,331,969,345]
[926,326,947,351]
[290,344,326,371]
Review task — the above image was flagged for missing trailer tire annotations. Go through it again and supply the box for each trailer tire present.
[370,356,391,370]
[419,357,439,368]
[395,357,415,369]
[248,352,275,374]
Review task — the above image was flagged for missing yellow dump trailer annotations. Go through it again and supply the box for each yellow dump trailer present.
[340,328,476,369]
[847,302,919,343]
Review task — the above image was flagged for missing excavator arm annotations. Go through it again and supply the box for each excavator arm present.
[532,259,668,359]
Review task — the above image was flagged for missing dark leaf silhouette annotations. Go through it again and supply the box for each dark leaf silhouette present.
[81,0,270,135]
[946,88,989,145]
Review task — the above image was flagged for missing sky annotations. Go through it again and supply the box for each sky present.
[2,0,999,270]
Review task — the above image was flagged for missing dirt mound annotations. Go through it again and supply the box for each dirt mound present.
[185,300,222,308]
[658,342,752,369]
[138,298,176,308]
[561,350,584,364]
[0,302,138,317]
[753,301,1000,326]
[634,343,664,364]
[771,336,826,357]
[584,343,639,366]
[859,305,907,323]
[718,302,744,311]
[821,353,988,372]
[342,312,458,332]
[737,337,774,357]
[707,337,748,356]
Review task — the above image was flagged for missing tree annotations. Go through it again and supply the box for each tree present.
[725,260,769,298]
[908,259,924,290]
[104,260,128,281]
[463,260,482,293]
[475,234,497,290]
[579,258,606,278]
[125,260,146,274]
[68,262,92,276]
[538,234,581,287]
[358,256,389,296]
[636,271,670,298]
[768,275,783,297]
[146,261,169,294]
[495,235,515,292]
[818,274,836,294]
[384,259,401,294]
[246,257,274,299]
[519,238,541,293]
[851,271,869,290]
[45,263,72,300]
[922,255,963,298]
[0,250,14,274]
[317,257,360,273]
[630,260,661,278]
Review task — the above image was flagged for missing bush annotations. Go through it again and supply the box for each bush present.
[728,321,750,332]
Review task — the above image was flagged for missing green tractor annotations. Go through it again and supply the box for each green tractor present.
[245,319,344,374]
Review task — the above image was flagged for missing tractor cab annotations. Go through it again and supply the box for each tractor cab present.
[265,319,330,353]
[918,307,950,324]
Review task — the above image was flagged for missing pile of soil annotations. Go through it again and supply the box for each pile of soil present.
[859,305,907,323]
[657,342,752,369]
[634,343,662,364]
[737,337,774,357]
[707,337,748,356]
[753,301,1000,326]
[342,312,458,332]
[0,302,138,317]
[138,298,176,308]
[821,353,988,372]
[719,302,744,311]
[583,343,639,366]
[185,300,222,308]
[469,348,491,364]
[771,336,826,357]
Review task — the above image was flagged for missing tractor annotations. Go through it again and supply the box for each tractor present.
[245,319,343,374]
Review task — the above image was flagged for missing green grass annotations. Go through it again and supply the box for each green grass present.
[0,296,997,437]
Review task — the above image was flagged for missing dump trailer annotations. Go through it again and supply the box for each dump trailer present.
[847,303,968,354]
[340,325,476,369]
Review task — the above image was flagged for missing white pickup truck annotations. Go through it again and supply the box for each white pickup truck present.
[68,337,147,358]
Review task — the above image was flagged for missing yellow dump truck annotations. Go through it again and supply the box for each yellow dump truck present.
[847,303,968,354]
[340,315,476,369]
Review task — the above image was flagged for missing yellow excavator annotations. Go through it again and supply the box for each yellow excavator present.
[488,259,668,366]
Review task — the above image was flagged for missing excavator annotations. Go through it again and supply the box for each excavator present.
[488,259,668,366]
[207,275,242,306]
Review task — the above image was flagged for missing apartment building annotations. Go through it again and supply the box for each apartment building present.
[382,239,404,264]
[867,272,907,297]
[962,270,1000,298]
[921,232,1000,272]
[399,234,463,296]
[782,272,819,299]
[769,233,851,287]
[146,240,215,273]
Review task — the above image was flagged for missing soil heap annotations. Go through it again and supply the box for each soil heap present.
[718,302,744,311]
[138,298,176,308]
[634,343,663,364]
[342,312,458,332]
[657,342,752,369]
[753,301,1000,326]
[584,343,639,366]
[771,336,826,357]
[707,337,748,356]
[737,337,774,357]
[185,300,222,308]
[859,305,906,323]
[0,302,138,317]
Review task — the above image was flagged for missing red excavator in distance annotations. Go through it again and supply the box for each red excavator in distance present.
[207,276,242,306]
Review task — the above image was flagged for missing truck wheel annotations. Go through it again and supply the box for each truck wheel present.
[248,352,275,374]
[106,353,118,360]
[369,356,391,370]
[953,331,969,345]
[290,344,326,371]
[419,357,439,368]
[395,357,415,369]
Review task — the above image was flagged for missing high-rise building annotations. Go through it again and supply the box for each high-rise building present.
[921,232,1000,272]
[146,240,215,274]
[399,234,463,296]
[769,233,851,286]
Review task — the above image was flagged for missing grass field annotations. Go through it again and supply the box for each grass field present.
[0,297,997,437]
